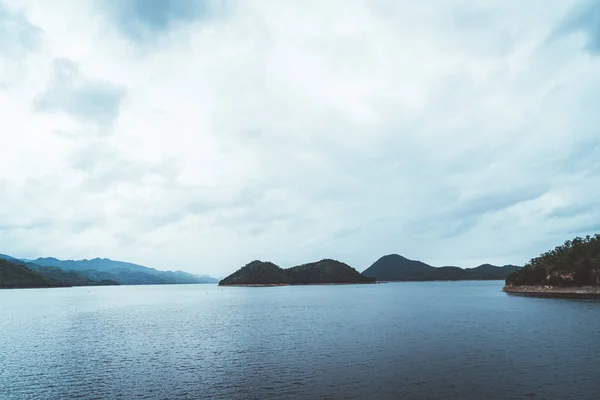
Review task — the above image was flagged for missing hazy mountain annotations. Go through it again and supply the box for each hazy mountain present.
[30,257,217,285]
[0,254,18,261]
[219,259,375,286]
[25,264,118,286]
[362,254,521,281]
[467,263,521,280]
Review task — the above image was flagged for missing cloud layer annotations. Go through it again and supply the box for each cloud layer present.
[1,0,599,275]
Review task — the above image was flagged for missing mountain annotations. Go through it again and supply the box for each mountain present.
[468,264,521,280]
[219,259,375,286]
[362,254,437,281]
[362,254,521,281]
[1,255,119,287]
[30,257,217,285]
[288,259,375,284]
[505,234,600,288]
[0,253,19,262]
[25,264,119,286]
[219,261,294,285]
[0,258,70,289]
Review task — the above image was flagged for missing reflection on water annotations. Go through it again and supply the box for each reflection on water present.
[1,281,599,399]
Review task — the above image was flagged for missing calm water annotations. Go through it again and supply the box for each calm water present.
[1,281,599,400]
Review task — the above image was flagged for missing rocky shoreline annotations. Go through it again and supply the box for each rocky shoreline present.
[502,285,600,299]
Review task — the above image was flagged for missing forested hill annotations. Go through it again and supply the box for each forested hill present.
[0,258,71,289]
[506,235,600,287]
[362,254,520,281]
[219,259,375,285]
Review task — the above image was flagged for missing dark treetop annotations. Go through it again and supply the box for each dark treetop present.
[219,259,375,285]
[362,254,520,281]
[505,234,600,287]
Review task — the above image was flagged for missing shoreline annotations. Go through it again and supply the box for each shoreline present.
[502,285,600,299]
[219,282,376,287]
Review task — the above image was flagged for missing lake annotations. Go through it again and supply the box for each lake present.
[1,281,599,399]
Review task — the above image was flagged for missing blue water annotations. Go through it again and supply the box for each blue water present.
[1,281,599,399]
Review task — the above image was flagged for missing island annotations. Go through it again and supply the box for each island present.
[362,254,521,281]
[219,259,376,286]
[503,234,600,298]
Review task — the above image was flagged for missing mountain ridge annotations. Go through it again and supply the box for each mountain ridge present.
[219,259,375,286]
[28,256,218,285]
[0,258,71,289]
[362,254,521,281]
[1,253,218,287]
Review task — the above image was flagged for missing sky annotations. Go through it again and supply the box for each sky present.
[1,0,600,276]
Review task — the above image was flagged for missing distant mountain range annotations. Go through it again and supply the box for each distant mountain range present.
[0,253,218,289]
[362,254,521,281]
[1,250,521,290]
[219,259,375,286]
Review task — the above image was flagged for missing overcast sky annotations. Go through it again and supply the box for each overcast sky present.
[1,0,599,276]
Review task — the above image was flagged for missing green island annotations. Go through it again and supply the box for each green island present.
[219,259,375,286]
[361,254,520,281]
[503,234,600,298]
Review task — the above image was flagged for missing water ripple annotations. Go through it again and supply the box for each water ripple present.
[1,282,599,399]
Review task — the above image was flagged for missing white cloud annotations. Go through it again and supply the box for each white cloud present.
[1,0,599,276]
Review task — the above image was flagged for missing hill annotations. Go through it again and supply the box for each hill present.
[1,255,118,286]
[505,234,600,288]
[30,257,218,285]
[362,254,520,281]
[288,259,376,284]
[0,258,71,289]
[219,259,375,286]
[219,261,294,285]
[26,264,119,286]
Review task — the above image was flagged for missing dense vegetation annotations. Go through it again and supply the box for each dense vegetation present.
[0,259,70,289]
[288,259,375,284]
[362,254,520,281]
[219,259,375,285]
[506,235,600,287]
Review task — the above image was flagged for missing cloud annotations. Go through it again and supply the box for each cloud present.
[0,2,42,57]
[33,58,126,134]
[557,0,600,55]
[1,0,600,276]
[102,0,227,43]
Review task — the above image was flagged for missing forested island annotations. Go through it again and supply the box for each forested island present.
[362,254,520,281]
[219,259,375,286]
[503,234,600,298]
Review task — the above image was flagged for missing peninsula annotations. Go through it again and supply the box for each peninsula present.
[503,234,600,298]
[219,259,376,286]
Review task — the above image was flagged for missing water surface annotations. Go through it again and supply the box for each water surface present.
[1,281,599,399]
